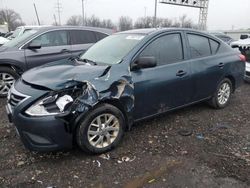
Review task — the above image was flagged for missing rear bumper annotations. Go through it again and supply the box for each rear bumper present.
[6,104,73,152]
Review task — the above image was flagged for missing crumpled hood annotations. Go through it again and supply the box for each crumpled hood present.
[22,59,110,90]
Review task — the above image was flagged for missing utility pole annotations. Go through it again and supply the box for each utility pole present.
[81,0,85,25]
[55,0,62,25]
[144,7,147,17]
[33,3,40,26]
[53,14,57,26]
[198,0,209,30]
[154,0,158,28]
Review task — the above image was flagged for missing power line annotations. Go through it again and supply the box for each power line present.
[55,0,62,25]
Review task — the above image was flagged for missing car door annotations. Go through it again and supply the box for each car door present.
[132,32,193,120]
[70,30,97,57]
[24,30,72,69]
[186,33,224,101]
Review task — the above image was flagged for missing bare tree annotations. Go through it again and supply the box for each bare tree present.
[134,16,154,29]
[0,9,24,31]
[157,18,173,27]
[178,15,197,28]
[66,15,82,26]
[85,15,101,27]
[118,16,133,31]
[101,19,115,29]
[134,15,197,29]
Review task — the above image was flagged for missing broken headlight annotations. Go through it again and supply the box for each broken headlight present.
[25,88,82,117]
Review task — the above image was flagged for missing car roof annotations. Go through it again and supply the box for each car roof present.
[118,28,207,35]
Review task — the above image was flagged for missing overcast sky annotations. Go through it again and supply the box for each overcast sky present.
[0,0,249,30]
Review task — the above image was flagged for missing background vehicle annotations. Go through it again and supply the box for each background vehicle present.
[210,32,234,45]
[4,31,13,38]
[0,26,112,97]
[240,34,250,40]
[230,39,250,82]
[0,36,9,46]
[7,25,50,40]
[6,28,245,154]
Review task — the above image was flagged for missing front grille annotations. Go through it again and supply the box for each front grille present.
[7,86,30,108]
[9,93,26,107]
[246,71,250,77]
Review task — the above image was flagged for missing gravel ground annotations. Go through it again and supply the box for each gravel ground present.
[0,83,250,188]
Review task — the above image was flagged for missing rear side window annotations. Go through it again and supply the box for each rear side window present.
[70,30,96,45]
[140,33,183,66]
[188,34,211,58]
[95,32,108,41]
[209,39,220,54]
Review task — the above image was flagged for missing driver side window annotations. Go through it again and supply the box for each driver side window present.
[30,30,68,47]
[139,33,184,66]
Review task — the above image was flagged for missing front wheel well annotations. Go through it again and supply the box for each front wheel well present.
[225,75,235,92]
[99,100,129,130]
[0,64,23,75]
[72,100,129,142]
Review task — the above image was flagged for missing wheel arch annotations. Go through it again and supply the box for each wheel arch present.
[0,60,25,75]
[72,99,130,142]
[225,75,236,92]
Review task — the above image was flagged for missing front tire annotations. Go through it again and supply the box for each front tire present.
[208,78,232,109]
[76,103,125,154]
[0,67,19,97]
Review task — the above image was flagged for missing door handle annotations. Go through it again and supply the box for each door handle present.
[61,49,70,53]
[218,62,224,68]
[176,70,187,77]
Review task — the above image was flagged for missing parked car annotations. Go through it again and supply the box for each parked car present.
[6,28,245,154]
[240,34,250,40]
[0,36,9,46]
[210,32,234,45]
[231,39,250,82]
[7,25,51,40]
[0,26,112,97]
[4,31,13,38]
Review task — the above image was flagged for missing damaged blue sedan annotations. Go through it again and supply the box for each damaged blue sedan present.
[6,28,245,153]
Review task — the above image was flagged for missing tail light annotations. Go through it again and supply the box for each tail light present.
[239,54,246,62]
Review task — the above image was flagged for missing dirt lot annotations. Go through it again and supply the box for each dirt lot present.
[0,83,250,188]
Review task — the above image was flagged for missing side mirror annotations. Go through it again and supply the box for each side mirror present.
[28,42,42,50]
[132,56,157,70]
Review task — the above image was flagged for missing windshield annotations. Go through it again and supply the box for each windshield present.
[80,34,145,65]
[11,28,22,38]
[3,29,38,48]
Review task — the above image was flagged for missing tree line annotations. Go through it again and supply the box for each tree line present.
[0,8,197,32]
[67,15,198,31]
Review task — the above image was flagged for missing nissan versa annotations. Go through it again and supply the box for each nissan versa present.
[6,28,245,154]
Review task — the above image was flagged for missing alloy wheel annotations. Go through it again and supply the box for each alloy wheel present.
[217,82,231,105]
[87,113,120,149]
[0,73,15,96]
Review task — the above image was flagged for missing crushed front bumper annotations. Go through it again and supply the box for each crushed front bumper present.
[6,103,73,152]
[5,81,74,152]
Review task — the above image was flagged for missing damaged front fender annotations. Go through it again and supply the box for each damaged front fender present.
[57,65,135,131]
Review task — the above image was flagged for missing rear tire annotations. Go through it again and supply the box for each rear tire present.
[208,78,232,109]
[76,103,125,154]
[0,67,19,98]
